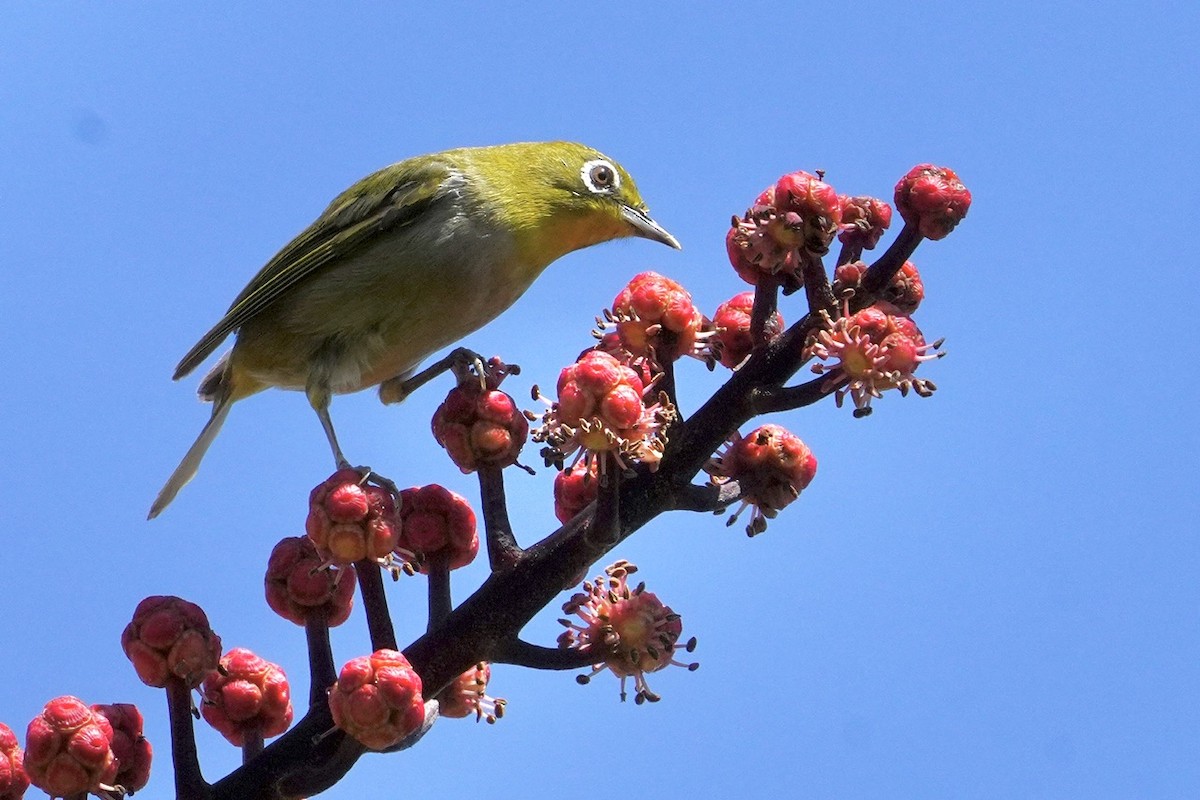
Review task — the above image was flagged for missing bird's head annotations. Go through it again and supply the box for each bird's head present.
[464,141,681,267]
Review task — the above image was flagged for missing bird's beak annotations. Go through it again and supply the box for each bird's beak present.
[622,205,682,250]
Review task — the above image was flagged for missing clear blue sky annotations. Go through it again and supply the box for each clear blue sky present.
[2,3,1197,798]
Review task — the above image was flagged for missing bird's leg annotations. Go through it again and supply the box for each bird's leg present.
[307,369,400,498]
[378,347,495,405]
[306,378,349,469]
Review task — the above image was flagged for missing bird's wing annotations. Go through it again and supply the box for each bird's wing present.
[172,158,456,380]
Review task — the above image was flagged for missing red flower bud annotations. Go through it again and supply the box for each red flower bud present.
[306,469,401,565]
[201,648,293,747]
[265,536,355,626]
[894,164,971,240]
[397,485,479,571]
[121,595,222,688]
[329,650,425,750]
[24,697,117,798]
[91,703,152,792]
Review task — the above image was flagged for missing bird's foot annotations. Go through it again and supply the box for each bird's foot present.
[335,461,400,499]
[378,347,520,405]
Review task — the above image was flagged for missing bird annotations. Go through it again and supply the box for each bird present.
[149,141,680,519]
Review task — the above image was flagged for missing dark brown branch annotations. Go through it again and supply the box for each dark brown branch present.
[304,608,335,708]
[585,458,621,550]
[493,638,598,670]
[837,240,863,266]
[166,677,209,800]
[856,222,923,309]
[672,481,743,513]
[477,465,523,570]
[242,731,264,765]
[355,561,396,651]
[799,250,837,317]
[426,553,452,631]
[750,373,844,415]
[749,273,780,346]
[657,357,678,413]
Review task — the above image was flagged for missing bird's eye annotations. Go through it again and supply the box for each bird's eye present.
[590,164,614,188]
[581,159,620,193]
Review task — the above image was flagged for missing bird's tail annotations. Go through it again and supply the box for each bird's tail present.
[148,357,233,519]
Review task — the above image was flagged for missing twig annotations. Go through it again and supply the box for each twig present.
[355,561,396,651]
[477,464,523,570]
[427,553,452,631]
[166,678,209,800]
[304,608,335,708]
[493,638,598,670]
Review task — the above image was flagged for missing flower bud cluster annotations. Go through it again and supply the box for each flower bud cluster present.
[708,291,785,369]
[23,697,117,798]
[122,595,222,688]
[708,424,818,536]
[306,469,402,566]
[595,271,708,365]
[832,258,925,314]
[432,368,528,473]
[92,703,152,793]
[438,662,506,724]
[329,649,425,750]
[894,164,972,240]
[532,349,675,473]
[396,484,478,572]
[807,301,943,416]
[558,561,697,704]
[0,723,29,800]
[265,535,356,626]
[201,648,293,747]
[726,171,841,291]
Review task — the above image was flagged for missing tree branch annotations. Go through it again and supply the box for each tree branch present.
[166,678,209,800]
[492,638,598,670]
[477,464,523,570]
[750,373,844,415]
[303,608,335,708]
[355,561,396,652]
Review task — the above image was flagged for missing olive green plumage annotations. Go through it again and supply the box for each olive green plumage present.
[150,141,679,519]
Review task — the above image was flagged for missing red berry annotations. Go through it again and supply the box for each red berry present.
[397,485,478,571]
[559,561,697,704]
[306,470,401,565]
[201,648,293,747]
[894,164,972,240]
[432,381,529,473]
[91,703,151,793]
[438,662,506,723]
[265,536,356,627]
[607,271,705,363]
[0,722,29,800]
[709,425,817,535]
[710,291,784,369]
[837,195,893,250]
[121,596,222,688]
[329,650,425,750]
[24,697,117,798]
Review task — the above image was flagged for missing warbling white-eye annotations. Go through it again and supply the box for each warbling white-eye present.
[149,141,680,518]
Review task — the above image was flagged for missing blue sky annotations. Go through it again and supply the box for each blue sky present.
[2,3,1198,798]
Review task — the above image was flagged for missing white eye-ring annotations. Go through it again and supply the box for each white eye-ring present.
[581,158,620,194]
